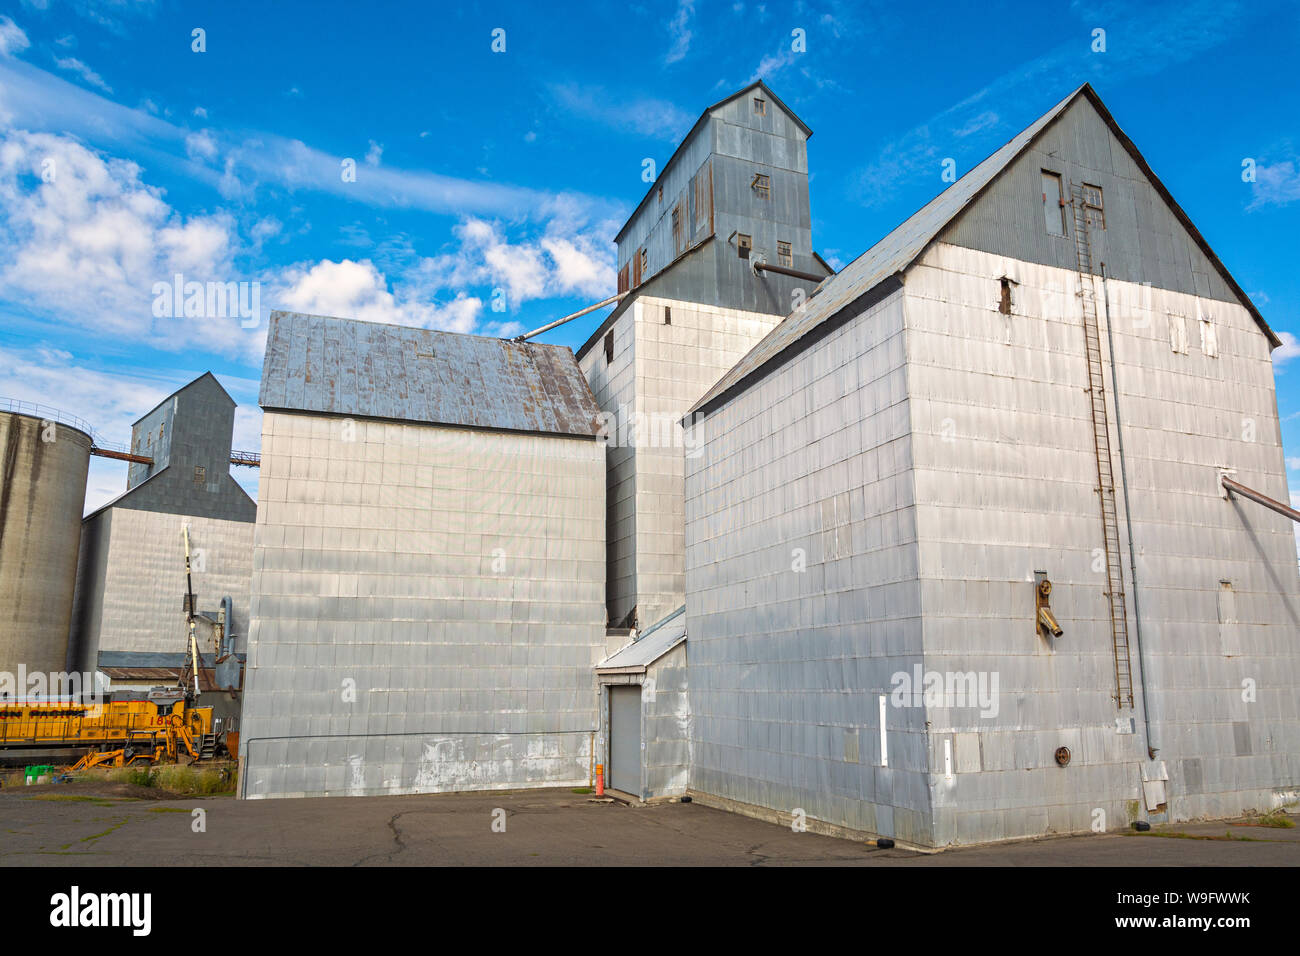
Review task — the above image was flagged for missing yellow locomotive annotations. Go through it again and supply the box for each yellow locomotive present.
[0,688,227,769]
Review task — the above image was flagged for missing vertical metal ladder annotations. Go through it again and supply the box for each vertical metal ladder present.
[1069,182,1134,709]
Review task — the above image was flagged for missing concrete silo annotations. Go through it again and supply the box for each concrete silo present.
[0,408,92,681]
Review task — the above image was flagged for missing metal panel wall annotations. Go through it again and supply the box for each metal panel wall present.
[581,297,785,630]
[579,308,638,626]
[684,289,931,843]
[908,242,1300,844]
[69,509,255,671]
[941,96,1240,306]
[240,411,606,799]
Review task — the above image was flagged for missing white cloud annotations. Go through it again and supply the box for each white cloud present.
[665,0,694,64]
[365,140,383,166]
[185,129,218,162]
[413,215,616,309]
[192,106,207,118]
[0,16,29,57]
[1273,331,1300,368]
[1286,457,1300,471]
[275,258,484,334]
[54,55,112,93]
[0,129,258,360]
[1248,158,1300,209]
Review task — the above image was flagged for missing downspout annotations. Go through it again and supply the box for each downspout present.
[1100,265,1157,760]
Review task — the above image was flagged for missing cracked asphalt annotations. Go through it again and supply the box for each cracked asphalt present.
[2,784,1297,865]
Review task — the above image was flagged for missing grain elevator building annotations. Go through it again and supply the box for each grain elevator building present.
[578,81,833,632]
[682,84,1300,846]
[68,373,256,676]
[240,311,606,799]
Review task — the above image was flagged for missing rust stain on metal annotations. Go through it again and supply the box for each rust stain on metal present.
[260,311,601,437]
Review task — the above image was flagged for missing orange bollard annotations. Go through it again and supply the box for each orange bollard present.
[595,763,605,796]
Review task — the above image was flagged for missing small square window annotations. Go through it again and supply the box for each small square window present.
[753,97,767,116]
[604,330,615,364]
[657,185,663,204]
[737,233,752,259]
[777,241,792,267]
[751,173,771,200]
[193,465,206,486]
[664,306,672,325]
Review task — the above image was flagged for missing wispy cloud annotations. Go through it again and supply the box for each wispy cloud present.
[54,55,112,92]
[0,55,621,223]
[549,82,693,141]
[852,0,1248,207]
[665,0,694,64]
[1247,156,1300,209]
[0,15,29,57]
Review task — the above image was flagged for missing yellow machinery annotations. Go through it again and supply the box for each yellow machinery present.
[1,527,237,772]
[0,690,224,769]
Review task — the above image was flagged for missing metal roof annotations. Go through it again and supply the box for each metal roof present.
[596,606,686,672]
[260,311,603,438]
[690,83,1278,418]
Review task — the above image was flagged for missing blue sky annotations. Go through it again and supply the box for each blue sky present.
[0,0,1297,523]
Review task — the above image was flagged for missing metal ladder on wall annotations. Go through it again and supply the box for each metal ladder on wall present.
[1069,182,1134,709]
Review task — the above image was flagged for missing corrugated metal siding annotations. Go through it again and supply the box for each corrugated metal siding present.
[941,96,1240,305]
[694,84,1275,418]
[260,311,602,438]
[691,88,1082,417]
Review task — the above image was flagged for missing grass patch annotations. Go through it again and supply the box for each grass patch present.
[1136,830,1260,842]
[101,763,236,795]
[79,818,129,844]
[28,794,100,803]
[1240,811,1294,829]
[146,806,192,814]
[571,787,594,794]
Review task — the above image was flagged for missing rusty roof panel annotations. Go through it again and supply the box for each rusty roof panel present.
[260,311,603,437]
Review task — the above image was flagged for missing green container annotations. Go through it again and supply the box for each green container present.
[24,765,55,785]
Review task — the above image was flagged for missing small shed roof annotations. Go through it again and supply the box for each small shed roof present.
[260,311,602,438]
[596,606,686,673]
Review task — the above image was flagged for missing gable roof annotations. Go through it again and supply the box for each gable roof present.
[260,310,603,438]
[614,80,811,245]
[131,371,235,427]
[691,83,1279,418]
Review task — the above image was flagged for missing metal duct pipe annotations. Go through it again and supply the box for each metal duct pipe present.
[1100,268,1157,760]
[1222,476,1300,522]
[752,261,828,283]
[513,293,628,342]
